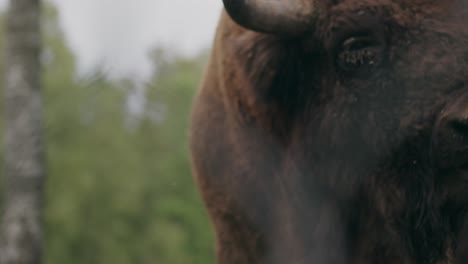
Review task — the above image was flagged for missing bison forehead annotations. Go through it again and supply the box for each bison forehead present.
[330,0,466,15]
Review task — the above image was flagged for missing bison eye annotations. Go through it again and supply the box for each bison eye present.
[337,35,384,72]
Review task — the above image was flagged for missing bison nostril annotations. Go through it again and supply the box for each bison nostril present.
[450,119,468,136]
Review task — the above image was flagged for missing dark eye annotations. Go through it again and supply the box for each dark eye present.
[337,35,384,72]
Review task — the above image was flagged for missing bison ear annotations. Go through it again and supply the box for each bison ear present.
[222,0,320,35]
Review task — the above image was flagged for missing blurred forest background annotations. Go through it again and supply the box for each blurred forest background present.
[0,3,215,264]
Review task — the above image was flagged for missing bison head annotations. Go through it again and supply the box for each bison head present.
[190,0,468,263]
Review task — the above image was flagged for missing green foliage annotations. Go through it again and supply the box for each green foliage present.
[4,4,215,264]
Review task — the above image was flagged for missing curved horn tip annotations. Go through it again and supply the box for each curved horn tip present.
[222,0,318,35]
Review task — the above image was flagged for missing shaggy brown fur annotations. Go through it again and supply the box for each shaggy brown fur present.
[190,1,468,263]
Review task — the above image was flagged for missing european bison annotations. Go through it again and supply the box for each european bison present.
[190,0,468,263]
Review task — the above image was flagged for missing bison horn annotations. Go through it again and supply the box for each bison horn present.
[222,0,319,35]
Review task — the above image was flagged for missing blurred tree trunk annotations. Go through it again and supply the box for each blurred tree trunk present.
[0,0,45,263]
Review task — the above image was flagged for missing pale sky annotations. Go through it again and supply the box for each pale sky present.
[0,0,223,80]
